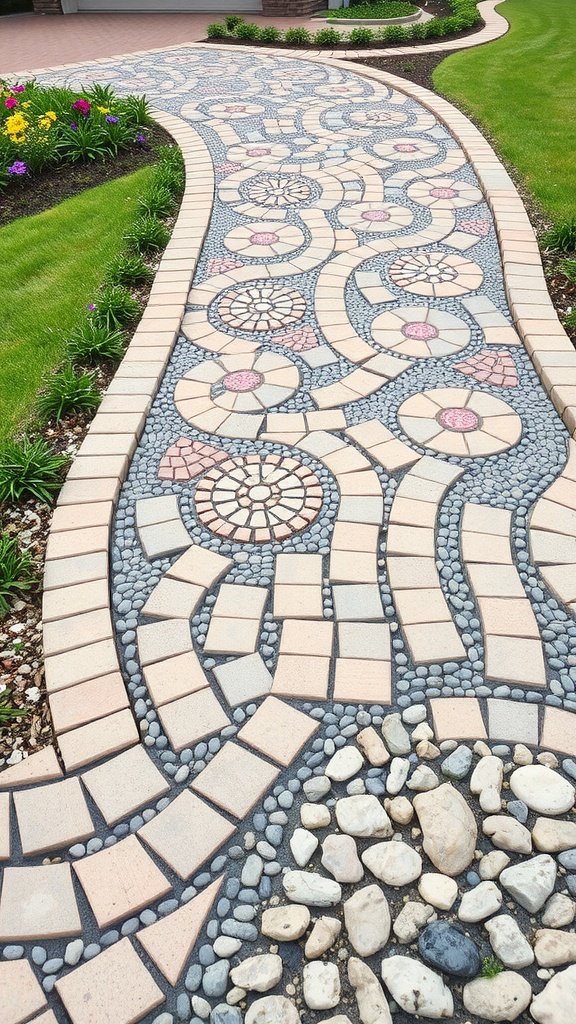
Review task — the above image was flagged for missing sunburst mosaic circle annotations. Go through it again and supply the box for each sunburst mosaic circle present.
[407,176,483,210]
[371,305,471,358]
[398,387,523,456]
[194,454,324,542]
[388,251,484,297]
[217,285,306,332]
[242,173,314,208]
[339,202,414,234]
[223,221,305,258]
[373,137,440,162]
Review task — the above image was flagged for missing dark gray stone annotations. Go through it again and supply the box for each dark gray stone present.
[419,921,481,979]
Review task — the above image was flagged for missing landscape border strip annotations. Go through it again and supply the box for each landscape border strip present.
[4,33,576,787]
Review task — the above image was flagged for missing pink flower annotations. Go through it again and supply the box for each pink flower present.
[4,97,18,109]
[72,98,91,116]
[12,85,25,93]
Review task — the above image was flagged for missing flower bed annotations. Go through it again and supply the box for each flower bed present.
[322,0,418,18]
[0,79,150,198]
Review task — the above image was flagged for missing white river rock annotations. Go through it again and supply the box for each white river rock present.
[478,850,510,880]
[392,901,435,943]
[348,957,392,1024]
[303,961,340,1010]
[418,873,458,911]
[321,834,363,883]
[357,727,389,766]
[261,905,310,942]
[230,955,283,993]
[482,815,532,854]
[335,795,392,839]
[413,783,477,877]
[282,871,341,907]
[534,928,576,967]
[509,764,575,816]
[541,892,575,928]
[381,956,453,1019]
[532,816,576,852]
[462,972,532,1021]
[484,914,534,968]
[325,746,364,782]
[499,854,557,912]
[457,880,503,922]
[245,997,300,1024]
[470,755,504,795]
[362,840,422,886]
[343,884,390,956]
[531,965,576,1024]
[304,916,341,959]
[290,828,319,868]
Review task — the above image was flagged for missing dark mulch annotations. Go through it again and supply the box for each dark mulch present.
[0,123,175,226]
[352,49,443,89]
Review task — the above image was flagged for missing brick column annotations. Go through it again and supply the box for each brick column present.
[261,0,324,15]
[32,0,63,12]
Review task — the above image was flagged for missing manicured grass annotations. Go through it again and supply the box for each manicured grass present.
[323,1,416,18]
[0,165,154,443]
[433,0,576,223]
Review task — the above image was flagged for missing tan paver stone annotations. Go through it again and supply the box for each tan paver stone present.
[273,584,323,619]
[204,615,260,656]
[0,793,9,860]
[157,688,230,752]
[0,863,81,940]
[237,696,319,766]
[212,652,273,707]
[338,622,391,660]
[141,578,204,620]
[0,746,62,789]
[42,579,109,623]
[43,608,113,657]
[272,654,330,699]
[191,742,280,819]
[329,550,378,583]
[337,495,383,525]
[403,622,466,663]
[28,1011,58,1024]
[487,698,539,746]
[275,553,323,585]
[333,658,391,703]
[139,791,235,880]
[73,836,171,928]
[210,583,268,618]
[279,619,334,657]
[46,525,109,561]
[144,651,209,706]
[395,588,452,626]
[540,564,576,605]
[44,639,119,693]
[137,620,192,666]
[484,634,546,687]
[331,522,379,553]
[461,531,513,564]
[82,745,170,826]
[167,545,232,586]
[466,563,526,598]
[387,524,435,558]
[389,497,437,529]
[461,503,512,536]
[478,597,540,638]
[58,709,139,772]
[138,520,192,560]
[0,960,47,1024]
[541,707,576,757]
[14,778,94,857]
[137,877,223,985]
[386,556,439,590]
[49,672,129,734]
[430,697,487,742]
[43,552,108,591]
[55,937,164,1024]
[332,584,384,621]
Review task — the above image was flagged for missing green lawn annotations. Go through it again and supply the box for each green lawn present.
[0,165,154,443]
[433,0,576,223]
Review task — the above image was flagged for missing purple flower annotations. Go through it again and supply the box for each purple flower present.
[135,133,147,144]
[8,160,27,176]
[12,85,25,93]
[70,121,78,131]
[87,303,96,312]
[105,115,119,124]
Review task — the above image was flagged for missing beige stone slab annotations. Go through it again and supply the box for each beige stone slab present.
[15,777,94,857]
[44,639,119,693]
[42,579,109,623]
[461,503,512,536]
[139,791,235,880]
[395,588,453,626]
[0,746,62,789]
[331,521,379,553]
[211,583,268,619]
[0,959,47,1024]
[539,564,576,605]
[275,553,323,585]
[389,496,437,529]
[46,524,110,560]
[466,563,526,598]
[271,654,330,700]
[403,621,466,664]
[137,620,193,666]
[49,672,129,735]
[0,863,82,941]
[43,608,113,657]
[237,696,319,767]
[485,634,546,687]
[279,619,334,657]
[166,545,232,587]
[158,688,230,753]
[273,584,324,619]
[143,651,209,707]
[58,710,139,772]
[55,937,164,1024]
[82,745,170,827]
[337,622,391,661]
[73,836,171,928]
[386,556,439,590]
[541,707,576,757]
[141,578,204,620]
[0,793,9,861]
[137,878,223,986]
[203,616,260,656]
[44,551,108,591]
[333,658,391,703]
[387,524,435,558]
[430,697,487,742]
[332,584,384,621]
[461,531,513,565]
[329,550,378,583]
[191,742,280,819]
[478,596,540,638]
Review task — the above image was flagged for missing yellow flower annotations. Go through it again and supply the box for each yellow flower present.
[22,101,31,108]
[5,112,28,134]
[97,105,110,114]
[12,134,25,143]
[45,110,57,121]
[38,116,52,130]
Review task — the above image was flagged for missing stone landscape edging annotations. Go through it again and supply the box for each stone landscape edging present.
[5,32,576,788]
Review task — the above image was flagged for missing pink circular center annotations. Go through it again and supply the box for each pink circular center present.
[401,321,439,341]
[395,143,417,153]
[430,187,458,199]
[438,407,479,432]
[249,231,279,245]
[460,218,490,236]
[222,370,263,393]
[362,209,390,223]
[246,147,271,157]
[226,105,247,113]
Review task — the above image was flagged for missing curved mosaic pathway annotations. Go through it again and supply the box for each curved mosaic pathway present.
[3,44,576,1024]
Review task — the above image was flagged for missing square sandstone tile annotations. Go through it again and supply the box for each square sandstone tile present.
[273,584,323,620]
[333,658,391,703]
[141,578,204,620]
[272,654,330,700]
[541,707,576,757]
[237,696,319,766]
[279,619,334,657]
[157,689,230,753]
[82,746,170,826]
[55,937,164,1024]
[58,709,139,773]
[138,791,235,880]
[137,620,192,666]
[0,960,46,1024]
[191,742,279,819]
[143,651,209,707]
[478,597,539,639]
[49,672,129,735]
[403,622,466,664]
[337,622,391,660]
[203,616,260,656]
[14,778,94,857]
[213,653,273,707]
[73,836,171,928]
[211,583,268,619]
[487,698,539,746]
[275,554,322,585]
[0,863,81,941]
[430,697,487,743]
[484,634,546,687]
[332,585,384,622]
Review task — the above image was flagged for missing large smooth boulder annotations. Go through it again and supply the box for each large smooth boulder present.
[509,765,575,815]
[381,956,453,1018]
[462,973,532,1021]
[344,884,390,956]
[413,783,477,877]
[531,965,576,1024]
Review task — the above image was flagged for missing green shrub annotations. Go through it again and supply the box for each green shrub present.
[122,94,153,127]
[314,27,342,46]
[235,22,262,40]
[330,0,415,15]
[565,309,576,329]
[66,321,125,365]
[138,183,178,218]
[0,437,69,504]
[560,258,576,284]
[542,218,576,253]
[349,26,374,45]
[105,251,154,288]
[284,27,312,44]
[260,25,282,42]
[0,532,36,617]
[383,25,410,42]
[91,284,141,330]
[37,367,100,423]
[0,688,27,723]
[125,214,170,253]
[409,22,426,39]
[207,22,228,39]
[225,14,244,29]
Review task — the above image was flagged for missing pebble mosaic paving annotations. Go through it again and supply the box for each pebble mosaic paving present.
[3,44,576,1024]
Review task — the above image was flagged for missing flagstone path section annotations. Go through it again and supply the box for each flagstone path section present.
[2,39,576,1024]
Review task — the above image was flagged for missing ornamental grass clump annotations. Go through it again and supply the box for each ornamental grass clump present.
[37,366,100,423]
[66,321,125,365]
[0,532,36,618]
[0,437,69,504]
[90,284,141,331]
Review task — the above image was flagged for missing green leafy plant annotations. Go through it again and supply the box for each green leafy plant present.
[122,93,152,127]
[383,24,410,42]
[54,119,112,163]
[66,321,125,365]
[400,60,416,71]
[260,25,282,43]
[0,688,27,724]
[105,251,153,287]
[0,437,69,504]
[138,182,178,218]
[84,82,116,107]
[328,0,415,17]
[313,27,342,46]
[207,22,228,39]
[284,27,312,44]
[542,218,576,253]
[225,14,244,30]
[481,956,504,979]
[235,22,262,40]
[125,214,170,253]
[91,284,141,330]
[37,366,100,423]
[565,309,576,329]
[560,258,576,284]
[349,26,375,45]
[0,532,36,618]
